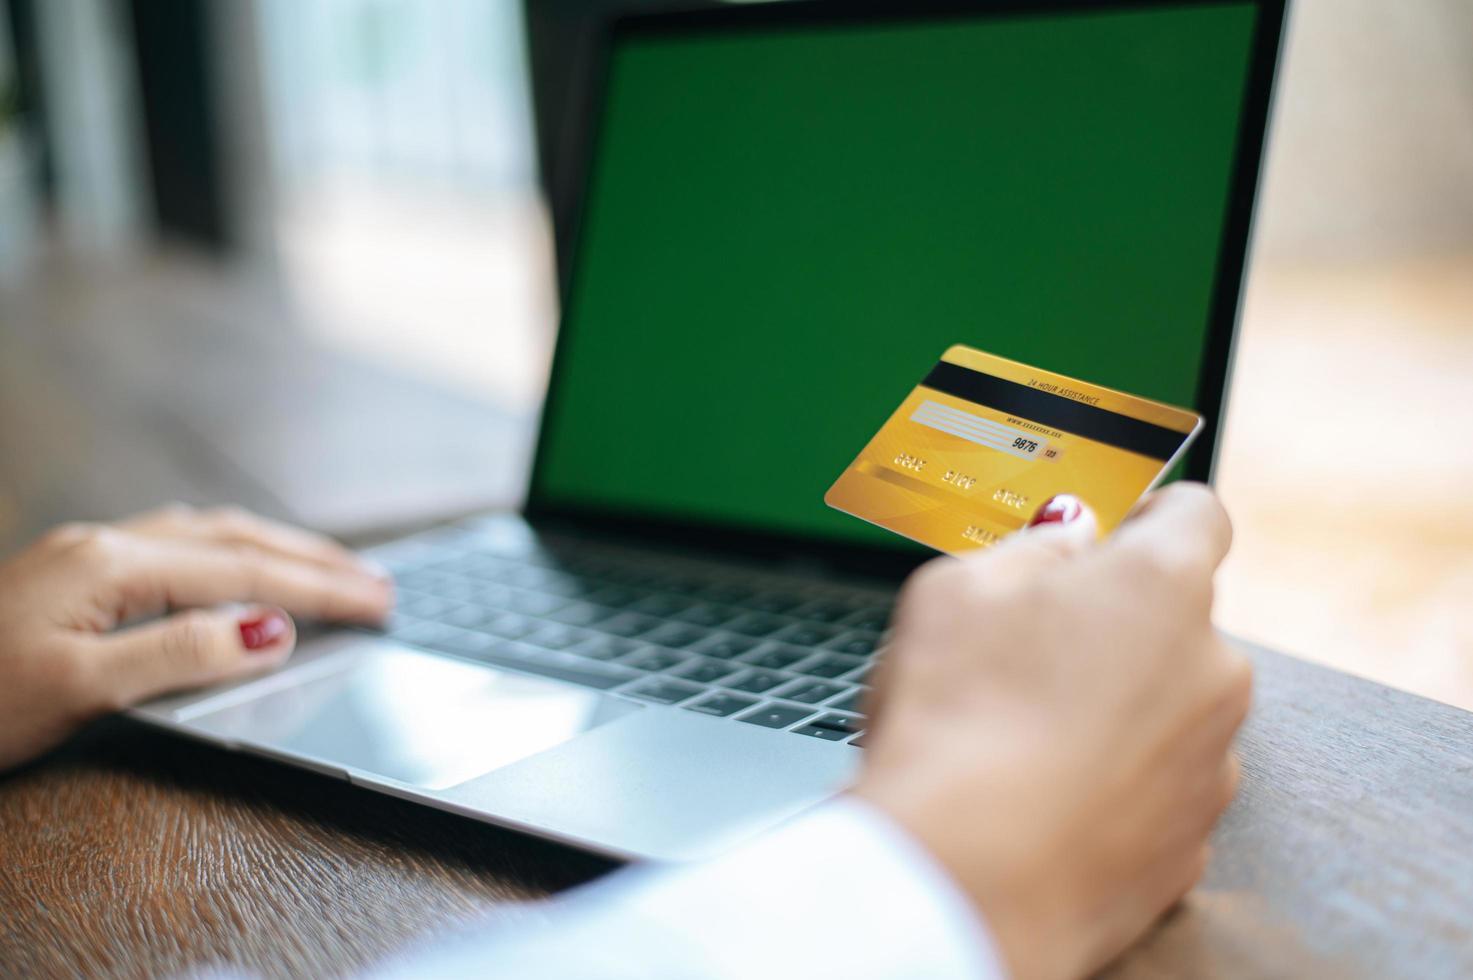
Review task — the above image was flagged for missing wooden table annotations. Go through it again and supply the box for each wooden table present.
[2,252,1471,977]
[1,641,1469,978]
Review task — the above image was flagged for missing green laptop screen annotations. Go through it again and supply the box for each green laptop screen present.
[535,3,1258,547]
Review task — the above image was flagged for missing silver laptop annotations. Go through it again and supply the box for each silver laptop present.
[132,0,1285,862]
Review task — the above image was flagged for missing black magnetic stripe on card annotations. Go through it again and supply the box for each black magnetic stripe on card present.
[919,361,1189,461]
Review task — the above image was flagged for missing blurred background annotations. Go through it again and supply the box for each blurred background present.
[0,0,1470,707]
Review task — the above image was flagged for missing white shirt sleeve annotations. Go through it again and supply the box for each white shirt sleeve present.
[368,796,1008,980]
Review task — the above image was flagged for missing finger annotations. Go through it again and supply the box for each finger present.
[958,493,1099,576]
[117,505,379,577]
[1020,493,1099,552]
[1109,483,1233,576]
[84,605,295,710]
[106,536,393,625]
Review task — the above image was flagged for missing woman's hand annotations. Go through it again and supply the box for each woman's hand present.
[0,505,393,770]
[855,484,1249,980]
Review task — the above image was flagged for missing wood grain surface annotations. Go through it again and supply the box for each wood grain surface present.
[1105,641,1473,979]
[0,718,612,979]
[1,641,1469,979]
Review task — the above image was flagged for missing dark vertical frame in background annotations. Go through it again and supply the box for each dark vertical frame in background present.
[4,0,53,205]
[523,0,724,296]
[126,0,230,250]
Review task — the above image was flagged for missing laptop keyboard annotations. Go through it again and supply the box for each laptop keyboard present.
[361,518,891,746]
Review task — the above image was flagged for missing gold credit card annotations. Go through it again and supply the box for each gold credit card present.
[825,345,1203,553]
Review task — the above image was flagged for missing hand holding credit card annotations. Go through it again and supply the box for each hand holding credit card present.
[825,345,1202,553]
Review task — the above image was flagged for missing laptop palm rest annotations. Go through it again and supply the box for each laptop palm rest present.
[433,703,859,861]
[184,643,642,791]
[178,637,859,861]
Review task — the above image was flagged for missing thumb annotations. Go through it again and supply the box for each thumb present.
[86,605,296,710]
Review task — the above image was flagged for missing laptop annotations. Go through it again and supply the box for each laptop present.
[132,0,1287,861]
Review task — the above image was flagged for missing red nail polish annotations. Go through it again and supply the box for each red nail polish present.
[239,611,289,651]
[1027,494,1084,528]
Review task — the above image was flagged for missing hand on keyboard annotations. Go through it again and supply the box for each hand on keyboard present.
[0,505,392,771]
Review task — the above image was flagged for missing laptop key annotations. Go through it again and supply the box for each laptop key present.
[473,584,516,608]
[843,606,892,632]
[690,634,758,660]
[395,571,453,596]
[793,724,851,741]
[743,592,804,614]
[774,679,845,704]
[641,622,711,648]
[585,585,642,608]
[795,653,865,679]
[736,703,813,730]
[538,575,600,599]
[599,566,661,589]
[523,624,590,651]
[504,590,568,616]
[827,631,880,657]
[573,636,641,661]
[504,566,563,590]
[674,658,738,685]
[648,566,696,587]
[621,648,688,672]
[740,645,807,671]
[726,669,788,694]
[673,604,736,628]
[624,678,704,705]
[660,575,706,596]
[775,623,840,648]
[598,612,663,638]
[792,599,854,623]
[812,713,864,736]
[441,603,489,629]
[457,556,513,582]
[480,613,538,640]
[684,692,759,717]
[627,594,692,617]
[826,687,868,714]
[549,602,614,627]
[433,579,481,603]
[428,554,479,578]
[401,594,456,619]
[725,613,788,637]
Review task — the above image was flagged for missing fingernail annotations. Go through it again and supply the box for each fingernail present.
[239,610,290,651]
[1027,494,1084,528]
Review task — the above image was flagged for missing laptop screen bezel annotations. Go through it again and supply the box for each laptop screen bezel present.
[523,0,1288,581]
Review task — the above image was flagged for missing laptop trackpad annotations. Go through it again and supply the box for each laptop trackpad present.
[185,645,642,790]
